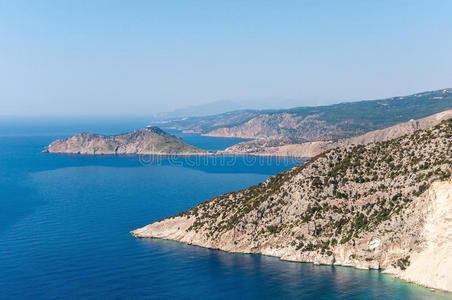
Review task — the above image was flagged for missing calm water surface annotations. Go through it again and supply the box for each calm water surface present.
[0,120,450,299]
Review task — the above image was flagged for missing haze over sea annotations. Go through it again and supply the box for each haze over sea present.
[0,118,450,299]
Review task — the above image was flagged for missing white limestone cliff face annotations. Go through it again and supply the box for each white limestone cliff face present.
[389,179,452,292]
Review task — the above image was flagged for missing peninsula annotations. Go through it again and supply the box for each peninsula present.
[132,120,452,292]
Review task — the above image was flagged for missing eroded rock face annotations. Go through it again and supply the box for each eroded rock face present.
[132,120,452,292]
[388,179,452,292]
[46,127,208,155]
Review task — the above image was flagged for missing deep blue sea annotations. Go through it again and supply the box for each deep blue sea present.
[0,118,450,299]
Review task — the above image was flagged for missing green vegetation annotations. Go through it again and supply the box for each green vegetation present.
[172,119,452,259]
[393,256,411,270]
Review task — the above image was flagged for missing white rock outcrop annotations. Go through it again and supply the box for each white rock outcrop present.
[390,179,452,292]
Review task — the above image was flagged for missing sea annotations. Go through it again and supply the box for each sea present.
[0,117,450,299]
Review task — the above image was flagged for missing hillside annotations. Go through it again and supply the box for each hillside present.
[158,88,452,141]
[45,126,208,155]
[223,108,452,157]
[132,120,452,292]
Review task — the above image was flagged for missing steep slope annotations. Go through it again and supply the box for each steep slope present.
[223,108,452,157]
[132,120,452,291]
[46,126,208,155]
[159,88,452,140]
[392,179,452,291]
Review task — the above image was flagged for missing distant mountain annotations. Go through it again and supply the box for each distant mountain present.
[157,88,452,141]
[152,100,245,120]
[45,126,208,155]
[152,99,312,120]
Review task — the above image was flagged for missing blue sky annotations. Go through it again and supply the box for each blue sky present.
[1,0,451,115]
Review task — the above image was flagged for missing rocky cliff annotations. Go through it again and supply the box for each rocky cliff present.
[46,126,208,155]
[389,178,452,292]
[223,109,452,158]
[132,120,452,292]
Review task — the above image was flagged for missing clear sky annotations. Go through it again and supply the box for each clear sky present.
[1,0,452,116]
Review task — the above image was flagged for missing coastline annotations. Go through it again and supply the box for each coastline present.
[132,234,451,294]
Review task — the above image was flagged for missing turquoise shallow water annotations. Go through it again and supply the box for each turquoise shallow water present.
[0,120,450,299]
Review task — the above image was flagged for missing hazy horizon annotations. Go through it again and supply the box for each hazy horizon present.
[1,1,452,116]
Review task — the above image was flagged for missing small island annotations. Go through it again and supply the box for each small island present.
[45,126,208,155]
